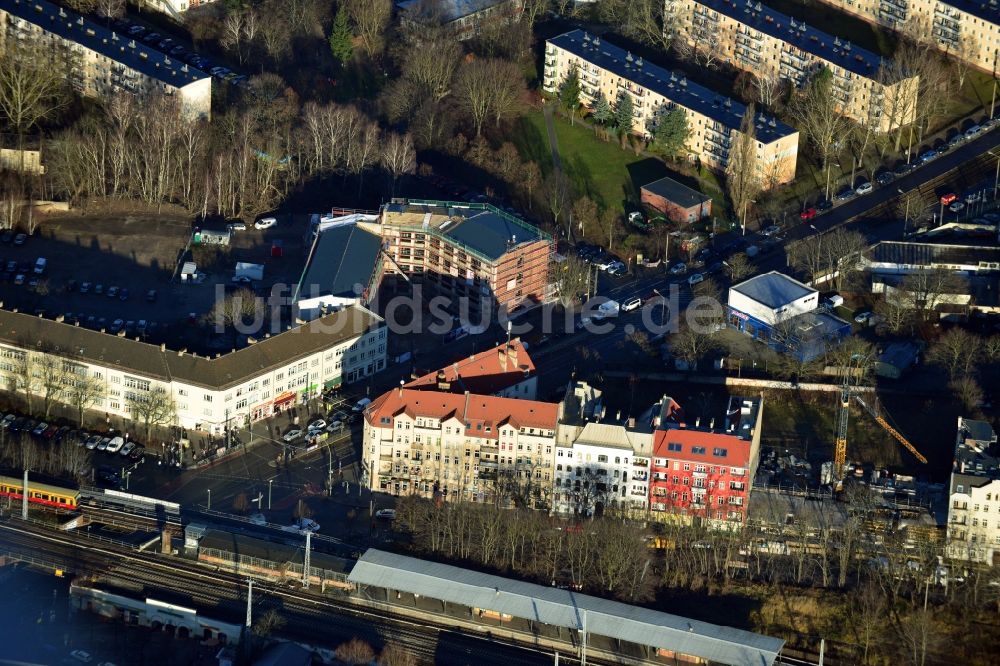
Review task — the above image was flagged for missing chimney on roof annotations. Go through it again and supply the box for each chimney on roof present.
[398,379,404,396]
[499,346,508,371]
[508,344,518,366]
[616,410,621,421]
[160,343,166,352]
[627,417,635,429]
[695,417,701,427]
[710,418,715,429]
[117,330,125,337]
[216,353,221,358]
[99,328,105,333]
[178,349,187,356]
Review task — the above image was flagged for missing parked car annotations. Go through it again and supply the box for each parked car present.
[326,420,345,434]
[308,419,327,432]
[106,436,125,453]
[835,186,855,201]
[119,288,129,301]
[949,201,966,213]
[1,414,14,429]
[94,284,103,295]
[854,311,874,325]
[13,233,26,245]
[621,296,642,312]
[918,149,938,163]
[146,289,157,302]
[120,442,136,456]
[254,217,277,230]
[128,445,145,461]
[375,509,397,520]
[688,273,705,286]
[893,162,913,176]
[13,274,24,285]
[107,286,119,299]
[762,224,782,236]
[43,425,59,439]
[799,207,817,221]
[964,125,982,139]
[875,171,894,186]
[855,181,873,195]
[353,397,372,412]
[0,231,11,243]
[85,435,102,450]
[282,429,304,442]
[228,222,247,232]
[32,422,48,436]
[80,282,91,294]
[669,262,687,275]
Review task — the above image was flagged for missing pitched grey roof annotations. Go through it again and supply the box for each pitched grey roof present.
[2,0,210,89]
[349,549,784,666]
[868,242,1000,269]
[641,176,710,208]
[296,224,383,301]
[731,271,816,310]
[0,305,380,391]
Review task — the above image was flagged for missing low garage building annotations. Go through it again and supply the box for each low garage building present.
[640,176,712,224]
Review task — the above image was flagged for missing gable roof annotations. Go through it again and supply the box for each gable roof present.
[405,339,535,395]
[349,549,784,666]
[2,0,210,89]
[0,306,380,391]
[365,387,558,437]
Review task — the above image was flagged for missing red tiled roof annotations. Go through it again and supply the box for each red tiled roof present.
[404,339,535,396]
[652,428,752,466]
[365,387,557,439]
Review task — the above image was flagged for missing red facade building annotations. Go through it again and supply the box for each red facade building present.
[649,396,763,523]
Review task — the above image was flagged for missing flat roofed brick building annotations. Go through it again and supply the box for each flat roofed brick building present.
[365,199,552,314]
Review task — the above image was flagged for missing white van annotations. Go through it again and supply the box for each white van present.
[34,257,46,274]
[254,217,277,230]
[105,436,125,453]
[353,397,372,412]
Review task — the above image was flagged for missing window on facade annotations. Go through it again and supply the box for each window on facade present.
[204,395,213,402]
[667,442,682,452]
[713,448,728,457]
[692,446,706,455]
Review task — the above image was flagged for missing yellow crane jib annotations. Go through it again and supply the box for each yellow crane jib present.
[853,395,928,465]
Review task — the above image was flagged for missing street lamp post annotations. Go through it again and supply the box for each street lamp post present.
[740,199,756,236]
[990,150,1000,200]
[268,479,273,510]
[898,188,911,234]
[207,488,211,510]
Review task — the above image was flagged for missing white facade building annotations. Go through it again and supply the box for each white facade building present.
[553,422,653,516]
[0,306,385,436]
[727,271,820,327]
[0,0,212,119]
[947,417,1000,565]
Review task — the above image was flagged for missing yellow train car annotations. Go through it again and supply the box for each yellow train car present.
[0,474,79,510]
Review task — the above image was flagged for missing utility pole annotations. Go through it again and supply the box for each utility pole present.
[268,479,273,510]
[21,469,28,519]
[302,530,311,589]
[207,488,211,511]
[818,638,825,666]
[245,578,253,628]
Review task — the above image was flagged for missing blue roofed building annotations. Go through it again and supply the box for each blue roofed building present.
[543,30,799,185]
[374,198,552,314]
[0,0,212,118]
[396,0,523,40]
[727,271,850,360]
[670,0,918,132]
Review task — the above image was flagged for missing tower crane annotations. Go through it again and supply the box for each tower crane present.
[833,379,927,481]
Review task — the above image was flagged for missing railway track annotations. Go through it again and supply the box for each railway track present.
[0,519,590,666]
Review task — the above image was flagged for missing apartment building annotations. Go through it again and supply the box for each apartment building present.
[670,0,919,131]
[0,305,385,435]
[544,30,799,185]
[361,199,552,315]
[362,387,559,506]
[649,396,764,525]
[396,0,523,41]
[818,0,1000,71]
[946,416,1000,564]
[0,0,211,119]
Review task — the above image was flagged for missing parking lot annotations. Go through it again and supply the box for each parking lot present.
[0,210,314,354]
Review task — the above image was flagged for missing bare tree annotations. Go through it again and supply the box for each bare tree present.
[726,252,755,282]
[94,0,124,19]
[726,106,763,231]
[345,0,392,59]
[38,356,65,420]
[669,322,721,371]
[11,352,39,414]
[395,31,460,103]
[895,269,967,322]
[953,32,978,90]
[927,328,981,380]
[378,643,417,666]
[380,132,416,198]
[553,255,590,307]
[250,609,286,638]
[598,0,676,51]
[542,171,572,233]
[336,638,376,665]
[454,59,524,136]
[790,68,853,178]
[126,386,176,444]
[0,45,70,175]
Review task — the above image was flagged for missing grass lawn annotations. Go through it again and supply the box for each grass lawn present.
[514,109,728,218]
